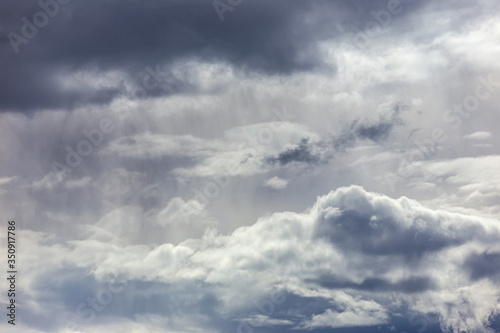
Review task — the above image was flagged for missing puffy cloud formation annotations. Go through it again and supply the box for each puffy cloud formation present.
[3,186,499,332]
[264,176,289,190]
[464,131,493,141]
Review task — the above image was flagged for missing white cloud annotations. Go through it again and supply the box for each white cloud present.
[298,307,388,329]
[409,155,500,217]
[263,176,289,190]
[239,314,293,327]
[0,176,15,186]
[464,131,493,140]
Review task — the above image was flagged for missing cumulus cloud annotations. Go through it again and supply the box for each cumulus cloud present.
[4,186,499,332]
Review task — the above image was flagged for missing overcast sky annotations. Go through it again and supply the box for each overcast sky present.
[1,0,500,332]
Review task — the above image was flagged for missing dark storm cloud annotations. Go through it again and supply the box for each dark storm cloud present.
[265,112,402,167]
[266,138,323,166]
[328,118,396,154]
[0,0,434,113]
[314,208,485,257]
[0,0,330,112]
[355,120,393,142]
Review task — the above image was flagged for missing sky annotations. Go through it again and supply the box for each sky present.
[0,0,500,332]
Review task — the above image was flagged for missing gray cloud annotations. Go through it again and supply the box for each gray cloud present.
[314,207,487,257]
[0,0,442,113]
[265,137,323,166]
[465,251,500,281]
[266,111,403,167]
[0,0,331,112]
[319,275,435,293]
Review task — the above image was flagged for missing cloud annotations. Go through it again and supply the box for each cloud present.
[106,133,222,159]
[263,176,289,190]
[298,307,389,329]
[355,120,395,142]
[266,138,323,166]
[0,176,15,186]
[315,275,435,293]
[239,314,294,327]
[464,131,493,140]
[0,0,333,113]
[465,251,500,281]
[2,1,500,332]
[313,188,492,257]
[473,144,493,148]
[405,155,500,217]
[10,186,500,332]
[265,111,403,168]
